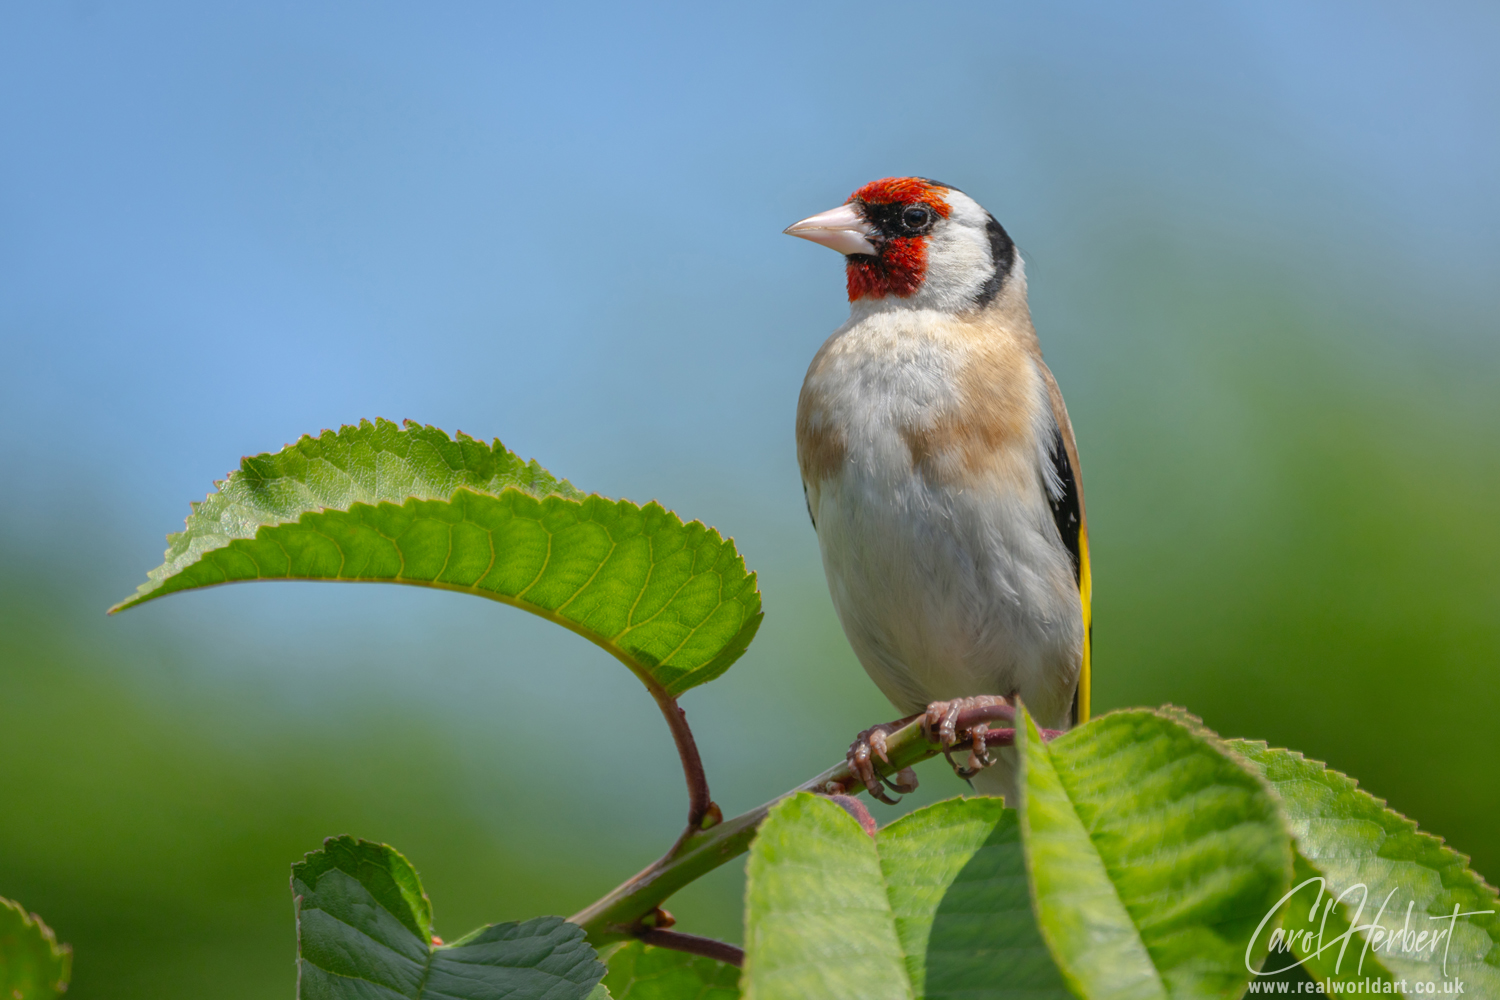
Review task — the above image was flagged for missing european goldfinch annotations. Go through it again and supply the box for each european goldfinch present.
[786,177,1091,805]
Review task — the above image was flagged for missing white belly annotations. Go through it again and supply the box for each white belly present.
[813,465,1081,729]
[801,314,1083,731]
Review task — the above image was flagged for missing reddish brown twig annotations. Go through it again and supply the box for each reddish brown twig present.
[954,701,1018,728]
[978,726,1064,747]
[635,928,745,967]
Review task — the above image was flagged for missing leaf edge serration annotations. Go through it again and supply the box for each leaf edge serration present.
[0,894,73,996]
[110,418,587,612]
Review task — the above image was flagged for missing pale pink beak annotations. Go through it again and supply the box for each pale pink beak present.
[783,203,878,256]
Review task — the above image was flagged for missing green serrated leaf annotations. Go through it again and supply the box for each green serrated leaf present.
[742,794,906,1000]
[293,835,605,999]
[881,798,1070,999]
[603,940,740,999]
[0,897,71,999]
[1017,707,1294,1000]
[1231,739,1500,994]
[741,793,1068,1000]
[114,419,762,696]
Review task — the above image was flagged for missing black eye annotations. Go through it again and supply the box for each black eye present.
[902,206,930,230]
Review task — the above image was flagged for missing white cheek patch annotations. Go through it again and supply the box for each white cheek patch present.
[922,226,993,308]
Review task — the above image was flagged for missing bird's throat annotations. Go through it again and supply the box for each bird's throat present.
[846,237,927,301]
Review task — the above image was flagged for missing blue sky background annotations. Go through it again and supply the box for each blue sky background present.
[4,1,1496,529]
[1,3,1497,995]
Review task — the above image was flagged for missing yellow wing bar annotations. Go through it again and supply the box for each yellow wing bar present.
[1076,526,1092,724]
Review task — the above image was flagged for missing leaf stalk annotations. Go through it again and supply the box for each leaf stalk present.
[643,683,716,832]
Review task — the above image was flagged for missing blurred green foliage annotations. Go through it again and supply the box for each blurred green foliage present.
[1081,241,1500,883]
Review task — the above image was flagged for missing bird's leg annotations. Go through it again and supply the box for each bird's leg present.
[846,716,922,804]
[922,695,1013,779]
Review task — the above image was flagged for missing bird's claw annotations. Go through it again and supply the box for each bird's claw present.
[847,721,920,804]
[924,696,1010,779]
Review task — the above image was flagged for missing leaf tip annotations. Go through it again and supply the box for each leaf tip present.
[107,585,157,615]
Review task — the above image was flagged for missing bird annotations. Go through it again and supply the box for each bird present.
[784,176,1090,806]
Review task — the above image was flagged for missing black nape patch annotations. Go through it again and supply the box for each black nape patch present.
[975,213,1016,308]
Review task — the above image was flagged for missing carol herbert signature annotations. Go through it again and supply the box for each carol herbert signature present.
[1247,876,1495,980]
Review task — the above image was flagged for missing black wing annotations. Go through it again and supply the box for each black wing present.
[1047,426,1091,726]
[1046,427,1083,581]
